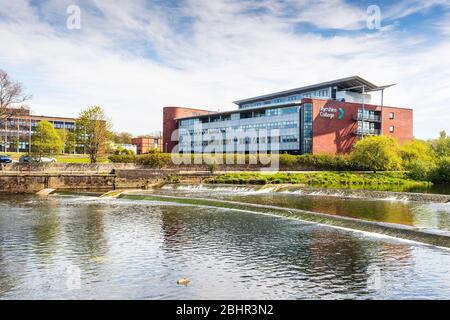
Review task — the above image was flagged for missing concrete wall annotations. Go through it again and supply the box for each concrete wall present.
[0,169,217,193]
[0,174,116,193]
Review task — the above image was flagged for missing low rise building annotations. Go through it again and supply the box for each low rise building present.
[163,76,413,154]
[131,136,163,154]
[0,108,77,153]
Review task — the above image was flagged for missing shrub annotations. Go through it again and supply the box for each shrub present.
[136,152,171,168]
[430,157,450,184]
[350,136,402,171]
[400,139,434,169]
[108,154,136,163]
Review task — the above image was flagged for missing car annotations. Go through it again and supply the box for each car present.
[0,155,12,164]
[19,155,57,164]
[39,157,57,163]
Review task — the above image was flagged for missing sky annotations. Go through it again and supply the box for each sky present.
[0,0,449,138]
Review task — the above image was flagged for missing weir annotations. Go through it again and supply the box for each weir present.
[119,193,450,249]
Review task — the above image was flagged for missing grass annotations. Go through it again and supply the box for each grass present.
[205,171,432,190]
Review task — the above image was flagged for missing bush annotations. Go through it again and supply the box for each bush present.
[108,154,136,163]
[400,139,434,169]
[350,136,402,171]
[430,157,450,184]
[136,152,171,168]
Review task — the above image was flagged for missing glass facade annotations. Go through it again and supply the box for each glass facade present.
[239,88,330,109]
[178,105,301,153]
[0,117,77,152]
[355,109,381,136]
[300,103,313,154]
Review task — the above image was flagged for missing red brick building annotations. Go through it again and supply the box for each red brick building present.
[131,136,163,154]
[163,106,212,152]
[307,98,413,154]
[163,76,413,155]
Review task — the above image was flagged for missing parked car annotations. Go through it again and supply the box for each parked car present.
[19,155,57,164]
[0,155,12,164]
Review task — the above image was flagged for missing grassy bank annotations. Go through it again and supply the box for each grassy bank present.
[3,152,110,163]
[205,171,431,190]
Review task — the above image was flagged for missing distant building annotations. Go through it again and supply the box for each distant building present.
[163,76,413,154]
[131,136,163,154]
[0,108,77,153]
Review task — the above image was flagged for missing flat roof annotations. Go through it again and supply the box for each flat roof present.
[176,98,411,121]
[232,76,379,105]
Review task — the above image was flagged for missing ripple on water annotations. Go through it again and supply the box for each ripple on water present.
[1,194,450,299]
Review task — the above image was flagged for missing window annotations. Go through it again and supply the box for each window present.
[389,125,395,133]
[389,112,395,120]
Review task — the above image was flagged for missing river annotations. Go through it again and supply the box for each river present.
[1,187,450,299]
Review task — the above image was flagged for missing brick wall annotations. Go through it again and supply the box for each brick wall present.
[162,106,211,153]
[308,99,413,154]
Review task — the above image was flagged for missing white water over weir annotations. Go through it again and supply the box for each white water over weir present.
[119,191,450,249]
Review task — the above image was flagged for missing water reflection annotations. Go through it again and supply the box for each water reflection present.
[0,195,449,299]
[154,185,450,233]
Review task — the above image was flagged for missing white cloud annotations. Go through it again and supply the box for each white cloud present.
[0,0,449,138]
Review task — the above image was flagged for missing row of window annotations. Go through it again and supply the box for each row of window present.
[0,120,76,129]
[182,120,299,137]
[357,109,396,121]
[179,107,299,127]
[239,89,330,109]
[180,135,299,148]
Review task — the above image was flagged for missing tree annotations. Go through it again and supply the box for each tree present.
[76,106,111,163]
[0,69,31,118]
[57,129,76,154]
[350,136,402,172]
[111,132,133,144]
[430,131,450,158]
[31,121,63,156]
[400,139,434,168]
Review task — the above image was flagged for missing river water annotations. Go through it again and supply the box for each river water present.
[1,189,450,299]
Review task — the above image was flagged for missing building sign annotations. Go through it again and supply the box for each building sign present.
[319,107,345,120]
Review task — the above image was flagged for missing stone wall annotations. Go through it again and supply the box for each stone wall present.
[0,170,216,193]
[0,174,116,193]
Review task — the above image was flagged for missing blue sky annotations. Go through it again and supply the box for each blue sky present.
[0,0,449,138]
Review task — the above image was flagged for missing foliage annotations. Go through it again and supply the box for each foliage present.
[206,172,430,190]
[430,131,450,158]
[114,146,134,155]
[111,132,133,145]
[108,154,136,163]
[430,157,450,184]
[76,106,111,164]
[136,152,171,168]
[0,69,31,118]
[57,129,76,154]
[31,120,63,156]
[350,136,402,172]
[400,139,434,168]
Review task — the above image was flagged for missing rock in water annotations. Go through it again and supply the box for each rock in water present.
[36,188,55,196]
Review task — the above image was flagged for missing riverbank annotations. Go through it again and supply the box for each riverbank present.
[205,171,433,190]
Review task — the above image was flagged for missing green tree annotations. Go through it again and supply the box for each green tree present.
[430,157,450,184]
[350,136,402,172]
[57,129,76,154]
[111,132,133,144]
[31,120,63,156]
[76,106,111,163]
[430,131,450,158]
[400,139,436,180]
